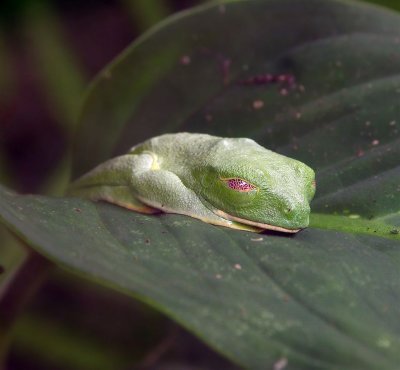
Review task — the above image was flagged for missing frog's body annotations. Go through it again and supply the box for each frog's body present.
[69,133,315,233]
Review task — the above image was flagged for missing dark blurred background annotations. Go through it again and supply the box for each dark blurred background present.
[0,0,399,369]
[0,0,204,194]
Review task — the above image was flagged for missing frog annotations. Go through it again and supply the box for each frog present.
[68,133,316,233]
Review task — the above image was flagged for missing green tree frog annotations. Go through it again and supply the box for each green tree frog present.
[69,133,316,233]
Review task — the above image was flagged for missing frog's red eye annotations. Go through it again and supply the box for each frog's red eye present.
[223,178,257,192]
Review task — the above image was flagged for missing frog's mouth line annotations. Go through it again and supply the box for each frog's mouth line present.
[214,209,301,234]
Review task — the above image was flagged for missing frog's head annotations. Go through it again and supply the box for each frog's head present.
[193,137,315,233]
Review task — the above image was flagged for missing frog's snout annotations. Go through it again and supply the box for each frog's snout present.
[282,199,310,229]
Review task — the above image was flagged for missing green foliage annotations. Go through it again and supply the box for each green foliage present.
[121,0,173,30]
[365,0,400,11]
[11,313,130,370]
[1,0,400,368]
[0,227,28,361]
[23,3,87,130]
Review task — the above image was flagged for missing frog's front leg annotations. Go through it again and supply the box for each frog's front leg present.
[132,169,260,232]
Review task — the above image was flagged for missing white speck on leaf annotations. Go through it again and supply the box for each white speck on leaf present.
[357,149,364,157]
[252,100,264,109]
[273,357,288,370]
[180,55,191,65]
[280,88,288,96]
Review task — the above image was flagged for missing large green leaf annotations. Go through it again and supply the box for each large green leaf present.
[1,0,400,369]
[74,0,400,178]
[0,187,399,369]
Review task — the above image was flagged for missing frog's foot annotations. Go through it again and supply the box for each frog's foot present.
[213,209,301,233]
[71,185,159,214]
[205,217,263,233]
[68,153,158,213]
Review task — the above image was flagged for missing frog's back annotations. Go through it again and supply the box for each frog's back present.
[129,133,221,165]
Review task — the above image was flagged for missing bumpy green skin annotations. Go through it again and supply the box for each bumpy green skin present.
[69,133,315,233]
